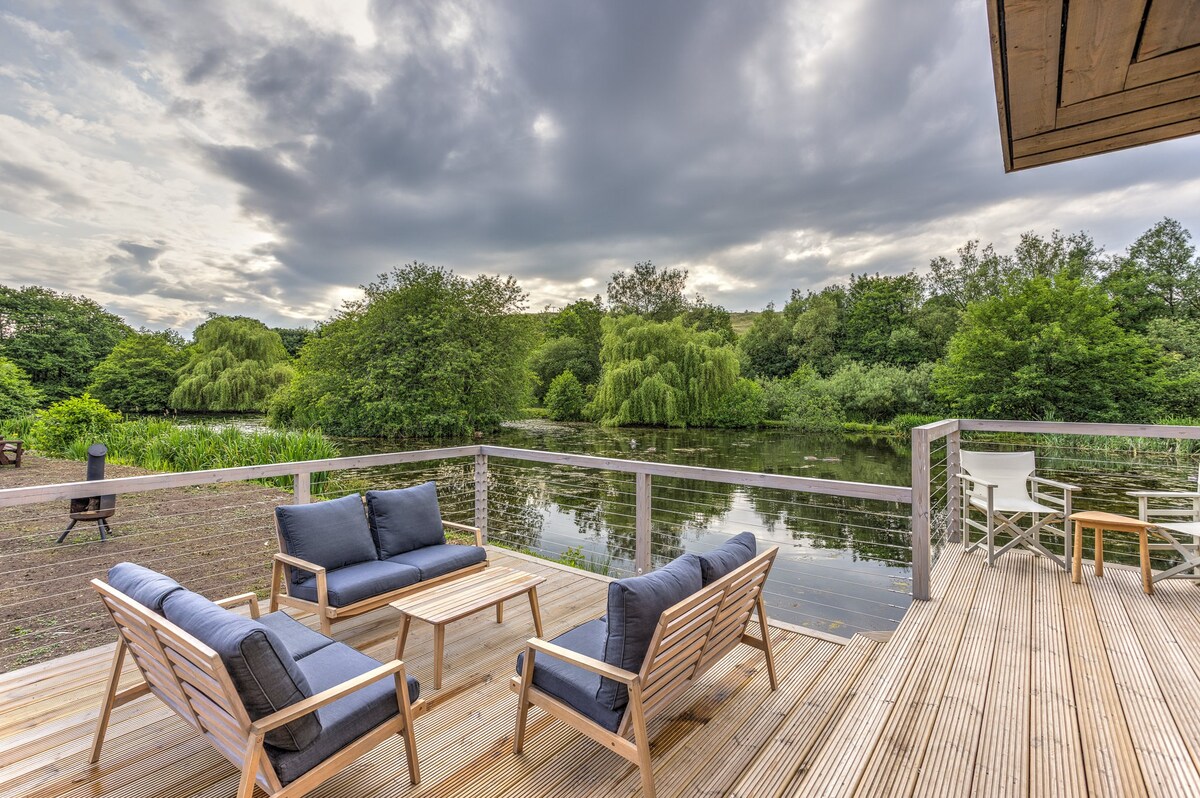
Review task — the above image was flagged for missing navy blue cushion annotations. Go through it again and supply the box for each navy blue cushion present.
[267,642,418,785]
[387,544,487,581]
[289,560,421,607]
[161,590,319,752]
[275,494,378,585]
[516,618,623,732]
[365,482,445,557]
[697,532,757,586]
[107,563,184,613]
[259,612,335,660]
[598,554,703,711]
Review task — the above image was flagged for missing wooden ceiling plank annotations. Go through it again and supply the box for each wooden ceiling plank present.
[1013,94,1200,157]
[1012,116,1200,168]
[987,0,1015,171]
[1136,0,1200,61]
[1126,47,1200,89]
[1060,0,1146,106]
[1003,0,1065,139]
[1057,71,1200,127]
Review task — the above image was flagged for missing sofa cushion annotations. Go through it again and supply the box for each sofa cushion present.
[289,560,421,608]
[267,642,418,785]
[275,494,378,585]
[387,544,487,581]
[697,532,757,586]
[259,611,335,660]
[598,554,703,711]
[107,562,184,613]
[161,590,320,751]
[365,482,445,557]
[516,618,623,732]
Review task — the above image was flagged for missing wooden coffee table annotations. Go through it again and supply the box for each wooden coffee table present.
[1069,510,1158,594]
[390,566,545,688]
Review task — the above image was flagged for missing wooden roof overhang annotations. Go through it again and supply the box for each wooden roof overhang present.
[987,0,1200,171]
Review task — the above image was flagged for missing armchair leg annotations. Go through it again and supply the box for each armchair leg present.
[514,647,536,754]
[628,683,657,798]
[755,595,779,691]
[90,640,128,764]
[237,734,264,798]
[268,561,283,613]
[397,669,420,785]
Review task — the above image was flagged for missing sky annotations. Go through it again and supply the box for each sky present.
[1,0,1198,334]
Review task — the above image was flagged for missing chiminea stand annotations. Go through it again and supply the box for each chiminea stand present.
[57,443,116,544]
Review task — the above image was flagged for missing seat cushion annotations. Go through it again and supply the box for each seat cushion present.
[259,612,335,660]
[106,562,184,613]
[386,544,487,581]
[366,482,446,557]
[275,494,378,585]
[267,642,418,785]
[289,560,421,607]
[516,618,623,733]
[161,590,320,752]
[697,532,757,586]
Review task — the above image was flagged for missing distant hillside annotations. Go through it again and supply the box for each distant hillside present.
[730,311,760,335]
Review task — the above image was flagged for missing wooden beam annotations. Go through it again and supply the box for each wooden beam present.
[1013,94,1200,156]
[1135,0,1200,61]
[987,0,1015,171]
[1059,0,1145,106]
[1126,46,1200,89]
[1003,0,1064,139]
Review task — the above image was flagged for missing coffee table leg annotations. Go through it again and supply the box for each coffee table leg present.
[1072,522,1084,584]
[497,601,504,624]
[434,624,445,690]
[1140,528,1154,595]
[1095,528,1104,577]
[396,614,411,661]
[528,586,544,638]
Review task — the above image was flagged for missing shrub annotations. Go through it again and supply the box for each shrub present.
[28,395,122,455]
[0,357,43,420]
[545,371,587,421]
[825,361,935,422]
[702,378,766,428]
[760,367,844,431]
[889,413,942,431]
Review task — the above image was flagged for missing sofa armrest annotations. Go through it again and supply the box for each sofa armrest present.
[443,520,483,547]
[250,660,408,734]
[523,638,638,685]
[213,592,260,619]
[274,552,326,575]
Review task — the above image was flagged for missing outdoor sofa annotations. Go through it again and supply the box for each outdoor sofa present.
[90,562,423,798]
[512,532,778,798]
[270,482,487,633]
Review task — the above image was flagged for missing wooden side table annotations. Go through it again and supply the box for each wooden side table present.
[1069,510,1157,594]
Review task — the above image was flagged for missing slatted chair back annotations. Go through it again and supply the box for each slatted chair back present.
[91,580,282,794]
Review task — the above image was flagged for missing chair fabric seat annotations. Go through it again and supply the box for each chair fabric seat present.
[267,642,417,785]
[386,544,487,581]
[290,560,421,607]
[966,494,1057,516]
[259,612,336,660]
[516,618,623,733]
[1153,521,1200,539]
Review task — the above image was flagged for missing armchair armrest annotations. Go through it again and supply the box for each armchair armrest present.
[1030,476,1081,492]
[251,660,407,734]
[524,638,638,685]
[214,592,260,619]
[443,520,483,547]
[956,473,997,489]
[1128,490,1200,499]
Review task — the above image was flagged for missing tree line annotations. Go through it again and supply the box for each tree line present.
[1,217,1197,438]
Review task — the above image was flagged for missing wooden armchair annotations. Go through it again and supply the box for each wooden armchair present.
[1129,488,1200,584]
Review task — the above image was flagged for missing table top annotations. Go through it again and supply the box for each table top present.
[1068,510,1156,530]
[389,566,546,624]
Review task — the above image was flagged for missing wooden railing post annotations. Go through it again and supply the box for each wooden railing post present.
[474,452,489,543]
[635,472,651,574]
[293,471,310,504]
[946,429,961,543]
[911,427,931,601]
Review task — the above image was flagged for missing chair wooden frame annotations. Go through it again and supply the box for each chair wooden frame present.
[510,548,779,798]
[269,516,486,634]
[0,437,23,467]
[90,581,425,798]
[1131,489,1200,583]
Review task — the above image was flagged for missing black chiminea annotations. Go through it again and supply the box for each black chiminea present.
[57,443,116,543]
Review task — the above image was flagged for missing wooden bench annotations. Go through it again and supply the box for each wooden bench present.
[511,545,778,798]
[0,437,23,467]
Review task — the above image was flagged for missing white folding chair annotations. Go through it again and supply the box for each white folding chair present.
[958,451,1079,568]
[1129,487,1200,584]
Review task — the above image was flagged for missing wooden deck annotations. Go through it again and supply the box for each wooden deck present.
[4,545,1200,797]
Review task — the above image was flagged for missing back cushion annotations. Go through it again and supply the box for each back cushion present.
[275,494,378,584]
[598,554,703,711]
[696,532,757,586]
[162,589,320,751]
[365,482,445,558]
[107,562,184,613]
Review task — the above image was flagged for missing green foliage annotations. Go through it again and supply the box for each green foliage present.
[88,330,187,413]
[889,413,942,431]
[545,371,587,421]
[0,357,43,420]
[934,273,1165,421]
[1102,218,1199,330]
[590,316,744,427]
[842,272,928,366]
[760,366,845,431]
[738,305,797,379]
[682,303,735,342]
[530,337,597,401]
[28,395,122,455]
[0,285,131,402]
[271,327,315,358]
[700,377,765,428]
[607,261,691,321]
[171,317,293,411]
[277,263,536,437]
[825,361,935,422]
[787,289,844,375]
[1147,317,1200,417]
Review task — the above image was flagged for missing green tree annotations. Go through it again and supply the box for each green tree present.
[0,357,42,419]
[760,365,844,431]
[607,261,691,321]
[545,371,587,421]
[277,263,536,437]
[682,302,735,342]
[825,361,935,421]
[1102,218,1198,330]
[788,289,844,375]
[28,394,121,455]
[926,240,1008,310]
[530,337,597,401]
[1010,229,1105,285]
[738,305,797,379]
[171,317,293,411]
[88,330,187,413]
[1146,317,1200,417]
[0,285,131,401]
[934,273,1165,421]
[590,316,754,427]
[841,273,925,366]
[271,327,315,357]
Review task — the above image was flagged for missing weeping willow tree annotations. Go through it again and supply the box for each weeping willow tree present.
[170,317,293,411]
[590,315,757,427]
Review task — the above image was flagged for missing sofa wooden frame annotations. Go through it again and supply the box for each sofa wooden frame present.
[511,547,779,798]
[90,580,426,798]
[269,517,487,634]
